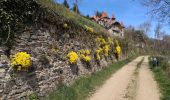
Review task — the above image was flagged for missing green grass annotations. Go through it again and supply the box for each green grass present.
[149,57,170,100]
[45,56,137,100]
[37,0,106,35]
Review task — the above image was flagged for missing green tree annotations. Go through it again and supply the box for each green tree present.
[95,11,102,17]
[72,3,80,14]
[63,0,69,8]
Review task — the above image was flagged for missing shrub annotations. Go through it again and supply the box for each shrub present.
[115,40,121,58]
[63,23,68,29]
[84,25,94,33]
[11,52,31,71]
[67,51,78,64]
[103,45,109,57]
[95,48,102,61]
[80,49,91,62]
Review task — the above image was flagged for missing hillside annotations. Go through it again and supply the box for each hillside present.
[0,0,137,99]
[1,0,168,99]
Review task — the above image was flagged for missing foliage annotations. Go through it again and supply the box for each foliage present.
[0,0,40,45]
[63,0,69,8]
[95,48,103,60]
[72,3,80,14]
[63,23,69,29]
[46,56,136,100]
[80,49,91,62]
[67,51,78,64]
[84,25,94,33]
[11,52,31,71]
[103,45,109,57]
[149,57,170,100]
[115,40,121,58]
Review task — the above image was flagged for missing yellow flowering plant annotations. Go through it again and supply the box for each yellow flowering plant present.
[80,49,91,62]
[96,48,102,60]
[11,52,31,71]
[103,45,109,56]
[67,51,78,64]
[96,37,106,45]
[114,40,121,58]
[84,25,94,33]
[63,23,68,29]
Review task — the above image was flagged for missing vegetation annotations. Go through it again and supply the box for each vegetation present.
[63,0,69,9]
[38,0,107,35]
[0,0,39,45]
[46,56,137,100]
[141,0,170,24]
[11,52,31,71]
[149,56,170,100]
[67,51,79,64]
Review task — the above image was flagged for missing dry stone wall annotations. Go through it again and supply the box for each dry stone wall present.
[0,23,115,99]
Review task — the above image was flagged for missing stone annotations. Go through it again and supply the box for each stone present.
[0,68,6,78]
[31,35,38,40]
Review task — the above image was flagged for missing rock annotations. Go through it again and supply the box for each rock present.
[0,68,6,78]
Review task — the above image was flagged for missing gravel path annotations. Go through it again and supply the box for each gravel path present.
[89,56,160,100]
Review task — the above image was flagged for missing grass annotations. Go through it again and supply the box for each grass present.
[45,56,137,100]
[37,0,107,35]
[149,57,170,100]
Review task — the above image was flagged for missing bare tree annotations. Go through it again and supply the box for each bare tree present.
[141,0,170,24]
[138,21,151,36]
[154,23,162,39]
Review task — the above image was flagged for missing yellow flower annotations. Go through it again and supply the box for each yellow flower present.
[104,45,109,56]
[80,49,91,62]
[85,50,90,55]
[67,51,78,64]
[11,52,31,70]
[116,46,121,55]
[84,25,94,33]
[96,48,102,60]
[63,23,68,28]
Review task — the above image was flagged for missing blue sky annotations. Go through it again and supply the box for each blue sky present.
[55,0,170,38]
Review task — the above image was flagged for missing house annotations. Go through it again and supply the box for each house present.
[91,12,125,38]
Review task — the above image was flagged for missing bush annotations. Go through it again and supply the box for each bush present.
[0,0,40,45]
[11,52,31,71]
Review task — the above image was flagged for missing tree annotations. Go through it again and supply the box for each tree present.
[63,0,69,8]
[141,0,170,24]
[138,21,151,36]
[95,11,102,17]
[154,23,162,39]
[72,3,80,14]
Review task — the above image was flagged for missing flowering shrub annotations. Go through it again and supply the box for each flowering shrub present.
[115,40,121,58]
[67,51,78,64]
[107,37,113,45]
[80,49,91,62]
[96,37,106,45]
[96,48,102,60]
[63,23,68,29]
[84,25,94,33]
[11,52,31,71]
[103,45,109,56]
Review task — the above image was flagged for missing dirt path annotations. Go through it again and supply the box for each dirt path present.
[136,57,160,100]
[89,56,160,100]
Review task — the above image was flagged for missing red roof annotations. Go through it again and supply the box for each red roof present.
[101,12,108,18]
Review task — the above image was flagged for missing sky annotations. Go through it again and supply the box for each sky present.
[55,0,170,38]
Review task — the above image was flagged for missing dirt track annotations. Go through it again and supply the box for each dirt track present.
[89,56,160,100]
